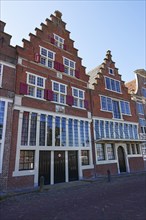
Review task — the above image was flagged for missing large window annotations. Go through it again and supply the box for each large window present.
[112,100,121,119]
[139,118,146,133]
[40,47,55,68]
[55,117,60,146]
[54,34,64,49]
[137,103,144,115]
[120,101,131,115]
[0,63,3,87]
[100,96,112,111]
[29,113,37,146]
[72,87,85,108]
[52,81,67,104]
[107,144,115,160]
[0,101,5,140]
[105,77,121,93]
[27,73,45,99]
[19,150,35,170]
[63,57,75,76]
[47,115,53,146]
[21,112,29,145]
[39,114,46,146]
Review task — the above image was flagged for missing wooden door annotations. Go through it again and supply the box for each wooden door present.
[39,151,51,185]
[68,151,78,181]
[54,151,65,183]
[118,146,126,172]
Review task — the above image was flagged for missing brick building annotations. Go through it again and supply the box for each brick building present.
[125,69,146,160]
[0,21,16,190]
[88,51,144,175]
[0,11,145,190]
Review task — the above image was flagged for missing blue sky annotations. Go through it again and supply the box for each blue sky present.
[1,0,145,82]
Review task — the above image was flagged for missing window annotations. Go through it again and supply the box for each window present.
[52,81,67,104]
[126,144,131,154]
[68,119,73,146]
[136,144,140,154]
[27,73,45,99]
[105,77,121,93]
[137,103,144,115]
[95,120,100,139]
[131,144,135,154]
[39,114,46,146]
[21,112,29,145]
[80,121,85,146]
[139,118,146,133]
[0,101,5,140]
[72,87,85,108]
[108,68,114,75]
[107,144,115,160]
[96,144,105,161]
[63,57,75,76]
[105,121,110,138]
[54,34,64,49]
[40,47,55,68]
[61,118,66,146]
[142,87,146,97]
[0,63,3,87]
[47,115,53,146]
[112,100,121,119]
[101,96,112,111]
[120,101,131,115]
[55,117,60,146]
[29,113,37,146]
[19,150,35,170]
[81,150,89,165]
[74,120,79,147]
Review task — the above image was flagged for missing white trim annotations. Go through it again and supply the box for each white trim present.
[0,60,16,69]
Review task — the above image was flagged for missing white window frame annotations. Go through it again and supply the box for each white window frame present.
[137,102,144,115]
[52,80,67,105]
[53,34,64,49]
[120,101,131,115]
[108,67,114,75]
[105,76,121,93]
[40,46,55,69]
[72,87,85,109]
[63,57,76,77]
[27,72,46,99]
[0,63,3,87]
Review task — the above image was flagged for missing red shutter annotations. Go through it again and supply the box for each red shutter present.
[54,61,60,71]
[66,95,74,106]
[20,83,28,95]
[63,44,67,50]
[50,37,55,44]
[44,89,48,99]
[75,70,80,79]
[54,61,64,72]
[59,63,65,72]
[47,90,54,101]
[84,100,89,109]
[34,53,40,63]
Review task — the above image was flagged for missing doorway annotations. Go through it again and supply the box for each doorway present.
[68,151,78,181]
[118,146,126,172]
[39,151,51,185]
[54,151,65,183]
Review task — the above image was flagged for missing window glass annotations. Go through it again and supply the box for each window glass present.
[0,101,5,140]
[19,150,35,170]
[61,118,66,146]
[47,115,52,146]
[40,47,54,68]
[72,88,84,109]
[80,120,85,146]
[29,113,37,146]
[74,120,79,147]
[63,57,75,76]
[107,144,115,160]
[39,114,46,146]
[97,144,105,161]
[52,81,67,104]
[81,150,89,165]
[68,119,73,146]
[112,100,121,119]
[55,117,60,146]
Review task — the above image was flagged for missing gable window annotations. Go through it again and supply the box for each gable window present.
[101,96,112,111]
[137,102,144,115]
[108,68,114,75]
[27,73,45,99]
[40,47,55,69]
[120,101,131,115]
[54,34,64,49]
[72,87,84,108]
[63,57,75,76]
[105,77,121,93]
[0,63,3,87]
[52,81,67,104]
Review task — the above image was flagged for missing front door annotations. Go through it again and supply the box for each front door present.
[118,146,126,172]
[68,151,78,181]
[54,151,65,183]
[39,151,51,185]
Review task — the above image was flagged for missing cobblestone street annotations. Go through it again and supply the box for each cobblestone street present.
[0,174,146,220]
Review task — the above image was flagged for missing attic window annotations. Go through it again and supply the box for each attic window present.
[109,68,114,75]
[54,34,64,49]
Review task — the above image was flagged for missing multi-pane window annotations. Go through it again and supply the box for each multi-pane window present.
[68,119,73,146]
[27,73,45,99]
[81,150,89,165]
[54,34,64,49]
[120,101,131,115]
[131,144,135,154]
[126,144,131,154]
[21,112,29,145]
[124,123,129,139]
[72,87,84,108]
[139,118,146,133]
[61,118,66,146]
[0,101,5,140]
[100,120,104,138]
[85,121,89,147]
[105,77,121,93]
[95,120,100,139]
[112,100,121,119]
[55,117,60,146]
[100,96,112,111]
[137,103,144,115]
[105,121,110,138]
[63,57,75,76]
[47,115,53,146]
[0,63,3,87]
[19,150,35,170]
[39,114,46,146]
[107,144,115,160]
[52,81,67,104]
[74,120,79,146]
[96,144,105,161]
[80,120,85,146]
[29,113,37,146]
[40,47,55,68]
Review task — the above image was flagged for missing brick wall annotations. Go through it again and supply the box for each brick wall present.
[129,157,144,172]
